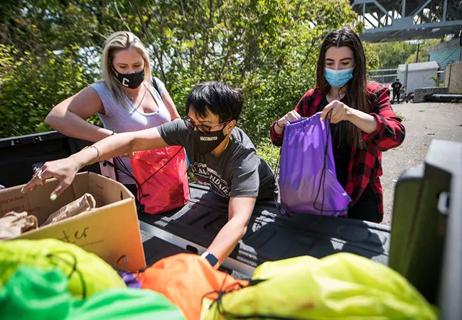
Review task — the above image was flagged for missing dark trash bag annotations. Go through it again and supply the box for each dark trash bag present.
[279,113,351,216]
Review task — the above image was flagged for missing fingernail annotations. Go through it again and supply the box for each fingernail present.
[21,187,25,193]
[50,193,57,201]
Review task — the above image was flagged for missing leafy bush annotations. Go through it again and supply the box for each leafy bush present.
[256,139,281,175]
[0,0,361,146]
[0,45,93,137]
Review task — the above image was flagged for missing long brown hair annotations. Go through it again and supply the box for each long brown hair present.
[315,28,369,149]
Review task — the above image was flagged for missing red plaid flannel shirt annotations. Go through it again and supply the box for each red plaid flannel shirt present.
[270,82,405,219]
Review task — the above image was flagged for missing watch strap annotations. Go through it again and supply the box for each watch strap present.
[201,251,219,267]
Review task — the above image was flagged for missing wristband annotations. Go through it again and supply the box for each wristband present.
[83,145,101,161]
[275,120,284,129]
[201,251,219,267]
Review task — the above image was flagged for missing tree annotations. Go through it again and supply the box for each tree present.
[0,45,91,137]
[405,39,440,64]
[0,0,359,145]
[369,41,417,69]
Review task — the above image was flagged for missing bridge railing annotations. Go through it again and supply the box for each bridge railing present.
[368,68,398,84]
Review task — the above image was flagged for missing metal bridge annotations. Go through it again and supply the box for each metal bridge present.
[351,0,462,42]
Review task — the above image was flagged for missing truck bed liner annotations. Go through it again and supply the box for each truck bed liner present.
[140,183,390,276]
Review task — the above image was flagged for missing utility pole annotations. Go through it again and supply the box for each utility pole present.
[415,42,420,63]
[459,30,462,61]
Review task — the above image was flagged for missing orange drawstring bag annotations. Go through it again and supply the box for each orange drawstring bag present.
[138,253,248,320]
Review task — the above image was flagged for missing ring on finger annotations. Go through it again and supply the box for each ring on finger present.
[35,168,43,180]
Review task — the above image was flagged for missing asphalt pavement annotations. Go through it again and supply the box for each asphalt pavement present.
[381,101,462,225]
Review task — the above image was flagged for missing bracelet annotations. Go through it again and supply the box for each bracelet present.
[275,120,284,129]
[84,145,101,161]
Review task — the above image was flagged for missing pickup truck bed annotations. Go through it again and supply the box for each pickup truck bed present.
[139,183,389,277]
[0,131,390,277]
[1,131,460,319]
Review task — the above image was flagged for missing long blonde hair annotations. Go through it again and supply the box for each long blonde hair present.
[101,31,152,107]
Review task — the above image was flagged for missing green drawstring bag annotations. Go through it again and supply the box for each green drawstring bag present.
[205,253,438,319]
[74,287,184,320]
[0,239,125,298]
[0,266,184,320]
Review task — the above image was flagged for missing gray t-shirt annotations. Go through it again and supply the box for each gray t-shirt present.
[158,120,276,200]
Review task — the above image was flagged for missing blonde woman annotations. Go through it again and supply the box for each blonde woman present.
[45,31,180,195]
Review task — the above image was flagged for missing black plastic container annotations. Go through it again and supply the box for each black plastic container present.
[390,139,461,318]
[0,131,99,187]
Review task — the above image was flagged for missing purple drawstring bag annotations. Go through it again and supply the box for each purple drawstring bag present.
[118,271,141,289]
[279,113,351,216]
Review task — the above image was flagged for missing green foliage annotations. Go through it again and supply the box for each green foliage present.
[369,41,417,69]
[0,45,92,137]
[135,0,358,144]
[405,39,440,64]
[363,42,380,71]
[0,0,359,145]
[369,39,442,69]
[256,139,281,174]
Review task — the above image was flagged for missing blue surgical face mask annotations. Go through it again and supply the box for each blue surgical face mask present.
[324,68,354,88]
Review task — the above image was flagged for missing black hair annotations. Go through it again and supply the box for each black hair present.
[186,81,243,122]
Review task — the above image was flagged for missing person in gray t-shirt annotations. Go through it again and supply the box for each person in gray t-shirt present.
[23,81,277,268]
[158,119,275,201]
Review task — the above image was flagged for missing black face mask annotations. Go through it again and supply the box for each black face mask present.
[191,129,227,154]
[113,69,145,89]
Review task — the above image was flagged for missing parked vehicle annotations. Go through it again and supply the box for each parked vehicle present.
[1,131,460,318]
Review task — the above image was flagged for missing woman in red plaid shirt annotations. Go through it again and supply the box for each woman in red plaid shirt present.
[270,28,405,223]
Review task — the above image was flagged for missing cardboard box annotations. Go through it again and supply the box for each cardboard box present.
[0,172,146,272]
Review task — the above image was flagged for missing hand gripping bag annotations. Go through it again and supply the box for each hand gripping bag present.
[279,113,350,216]
[131,146,189,214]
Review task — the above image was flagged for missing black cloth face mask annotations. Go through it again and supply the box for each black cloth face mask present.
[191,128,227,154]
[113,69,145,89]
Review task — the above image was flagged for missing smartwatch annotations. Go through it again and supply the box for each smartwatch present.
[201,251,219,268]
